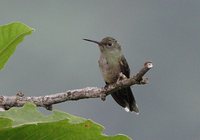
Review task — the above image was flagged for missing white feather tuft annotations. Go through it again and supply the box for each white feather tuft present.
[124,107,130,112]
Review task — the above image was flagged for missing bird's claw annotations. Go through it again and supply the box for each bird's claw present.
[117,72,127,82]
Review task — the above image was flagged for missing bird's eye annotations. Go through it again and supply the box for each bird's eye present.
[107,43,112,47]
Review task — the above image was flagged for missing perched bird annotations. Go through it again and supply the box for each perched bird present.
[83,37,139,113]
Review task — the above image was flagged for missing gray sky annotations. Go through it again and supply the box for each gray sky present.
[0,0,200,140]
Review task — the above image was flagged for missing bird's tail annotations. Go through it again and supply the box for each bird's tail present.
[111,87,139,114]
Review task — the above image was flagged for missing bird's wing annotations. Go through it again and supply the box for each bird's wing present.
[111,55,139,113]
[119,55,130,78]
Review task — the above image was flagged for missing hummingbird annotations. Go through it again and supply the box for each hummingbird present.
[83,37,139,113]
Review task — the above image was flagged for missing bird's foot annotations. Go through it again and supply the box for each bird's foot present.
[117,72,127,83]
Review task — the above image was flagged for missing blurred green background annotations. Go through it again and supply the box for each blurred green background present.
[0,0,200,139]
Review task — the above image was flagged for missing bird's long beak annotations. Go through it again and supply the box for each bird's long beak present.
[83,39,101,46]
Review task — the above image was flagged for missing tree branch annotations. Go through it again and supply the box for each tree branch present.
[0,62,153,110]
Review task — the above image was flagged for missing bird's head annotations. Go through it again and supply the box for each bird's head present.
[83,37,121,53]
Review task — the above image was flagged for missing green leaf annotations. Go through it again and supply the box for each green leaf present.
[0,103,130,140]
[0,22,34,70]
